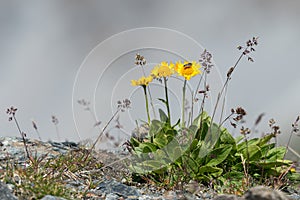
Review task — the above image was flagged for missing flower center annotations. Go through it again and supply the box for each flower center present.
[183,66,194,75]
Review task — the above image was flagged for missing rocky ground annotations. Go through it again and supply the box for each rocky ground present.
[1,136,300,200]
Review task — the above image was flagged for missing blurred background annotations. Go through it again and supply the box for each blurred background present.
[1,1,300,158]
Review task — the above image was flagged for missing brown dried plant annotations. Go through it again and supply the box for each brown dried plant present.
[213,37,259,124]
[51,115,61,141]
[6,106,31,161]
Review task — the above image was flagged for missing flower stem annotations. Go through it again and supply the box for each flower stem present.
[13,115,31,160]
[143,86,151,125]
[164,77,171,125]
[141,66,157,118]
[182,80,187,128]
[84,108,120,162]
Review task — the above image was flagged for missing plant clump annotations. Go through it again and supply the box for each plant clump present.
[125,37,300,194]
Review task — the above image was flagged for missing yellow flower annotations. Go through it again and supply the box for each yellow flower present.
[175,61,201,80]
[290,166,296,173]
[131,75,153,86]
[151,61,174,78]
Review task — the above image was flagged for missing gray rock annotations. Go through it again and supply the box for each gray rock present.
[243,186,289,200]
[40,195,67,200]
[163,190,177,200]
[105,193,119,200]
[288,193,300,200]
[0,181,17,200]
[214,194,243,200]
[96,179,141,198]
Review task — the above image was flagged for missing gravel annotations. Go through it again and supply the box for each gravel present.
[1,136,300,200]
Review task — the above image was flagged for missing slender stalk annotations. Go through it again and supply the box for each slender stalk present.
[32,121,42,141]
[287,146,300,159]
[191,72,205,124]
[208,49,248,143]
[245,136,249,177]
[143,86,151,125]
[211,50,245,123]
[181,80,187,128]
[194,94,206,141]
[35,129,42,141]
[283,128,294,160]
[13,115,31,160]
[55,125,61,141]
[90,109,120,152]
[219,112,235,127]
[218,84,229,126]
[141,66,157,118]
[164,77,171,125]
[86,108,111,142]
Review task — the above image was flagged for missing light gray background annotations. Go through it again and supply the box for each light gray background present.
[1,1,299,155]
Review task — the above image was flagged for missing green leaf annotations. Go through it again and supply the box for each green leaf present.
[198,122,209,141]
[152,149,168,162]
[165,129,177,137]
[206,145,232,166]
[140,160,166,172]
[237,138,259,152]
[235,135,244,144]
[201,123,220,150]
[287,172,300,181]
[158,108,168,123]
[232,162,243,171]
[189,139,199,152]
[130,137,140,147]
[257,134,275,147]
[198,141,213,158]
[223,171,244,180]
[242,144,262,161]
[192,111,210,127]
[220,128,236,145]
[149,119,163,137]
[172,118,180,128]
[198,166,223,177]
[158,98,167,105]
[258,160,291,168]
[260,143,275,157]
[265,146,286,161]
[184,156,199,174]
[188,139,201,159]
[165,137,181,159]
[153,137,168,148]
[139,142,158,153]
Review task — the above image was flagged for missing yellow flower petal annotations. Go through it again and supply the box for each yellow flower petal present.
[176,61,201,80]
[131,75,153,87]
[151,61,174,78]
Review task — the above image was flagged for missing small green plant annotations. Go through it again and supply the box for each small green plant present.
[126,37,297,194]
[4,106,105,199]
[1,145,104,199]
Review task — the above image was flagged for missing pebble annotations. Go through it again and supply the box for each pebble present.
[96,179,141,197]
[243,186,290,200]
[213,194,242,200]
[105,193,120,200]
[0,181,17,200]
[41,195,67,200]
